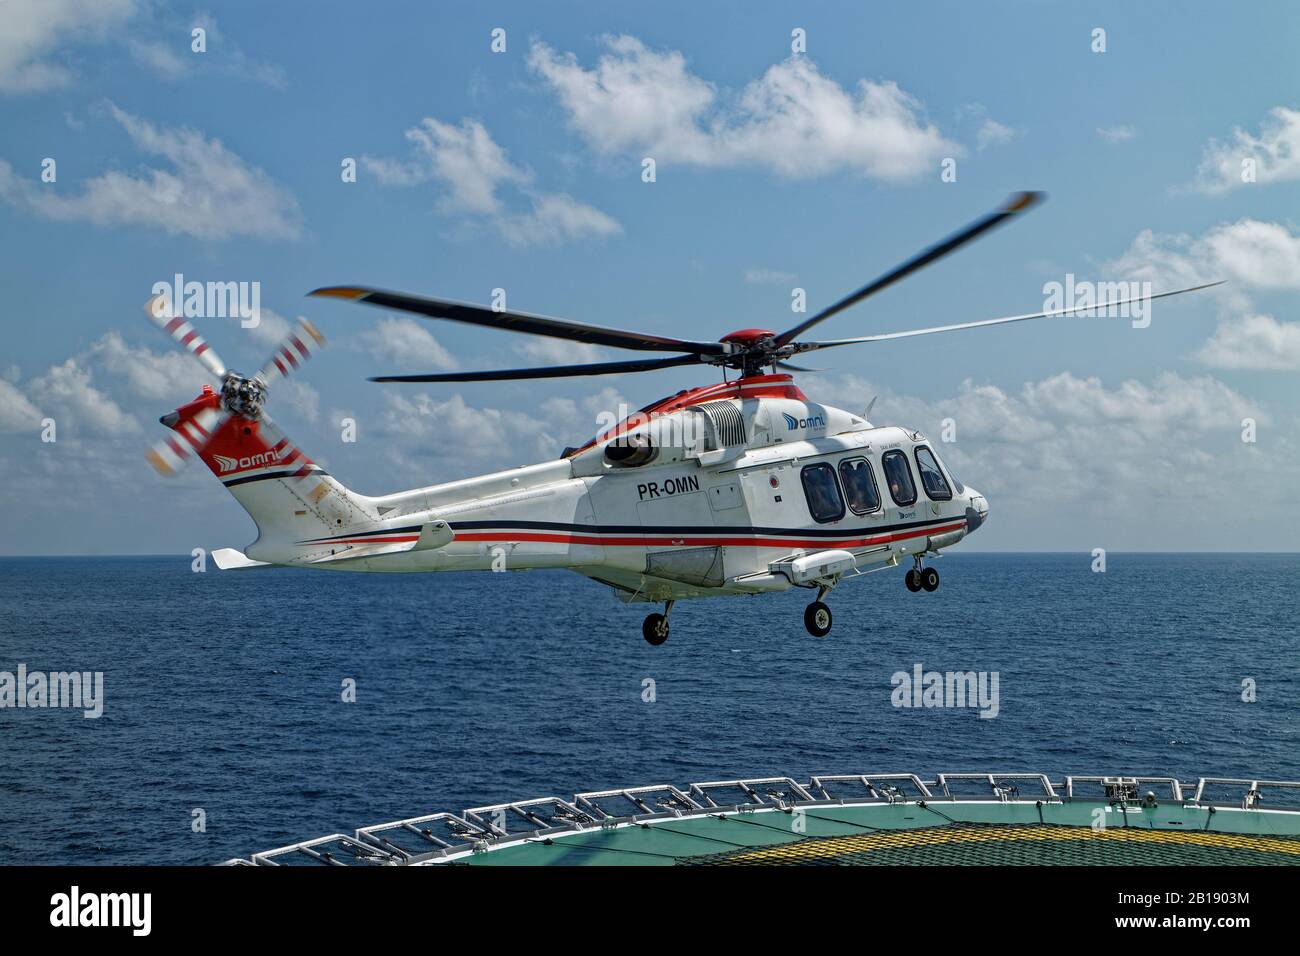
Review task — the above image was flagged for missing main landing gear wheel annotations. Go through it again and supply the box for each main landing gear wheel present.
[642,613,669,646]
[921,567,940,592]
[804,601,833,638]
[905,568,923,592]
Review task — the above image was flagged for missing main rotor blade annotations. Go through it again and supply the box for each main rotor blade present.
[143,296,227,379]
[774,191,1044,347]
[801,280,1225,351]
[311,286,728,356]
[370,354,703,383]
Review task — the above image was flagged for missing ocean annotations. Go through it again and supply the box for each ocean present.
[1,552,1296,865]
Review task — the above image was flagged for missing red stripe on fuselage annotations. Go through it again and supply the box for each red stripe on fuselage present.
[452,521,965,550]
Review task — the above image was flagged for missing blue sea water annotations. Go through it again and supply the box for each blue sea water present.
[0,552,1297,865]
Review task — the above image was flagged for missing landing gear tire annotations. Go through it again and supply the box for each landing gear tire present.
[804,601,833,637]
[905,568,923,592]
[921,567,940,592]
[642,612,670,646]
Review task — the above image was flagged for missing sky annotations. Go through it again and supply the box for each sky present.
[0,0,1297,554]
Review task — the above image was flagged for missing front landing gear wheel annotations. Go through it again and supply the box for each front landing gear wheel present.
[642,612,670,646]
[804,601,833,637]
[905,568,923,592]
[921,567,940,592]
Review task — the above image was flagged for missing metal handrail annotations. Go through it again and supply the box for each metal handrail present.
[226,769,1300,865]
[935,773,1057,800]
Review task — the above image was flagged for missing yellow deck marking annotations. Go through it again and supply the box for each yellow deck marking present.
[716,824,1300,865]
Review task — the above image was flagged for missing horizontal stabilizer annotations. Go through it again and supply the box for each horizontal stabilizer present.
[305,520,453,564]
[211,548,272,570]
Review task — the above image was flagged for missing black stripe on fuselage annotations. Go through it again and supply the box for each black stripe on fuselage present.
[295,513,961,547]
[222,468,329,488]
[447,514,960,538]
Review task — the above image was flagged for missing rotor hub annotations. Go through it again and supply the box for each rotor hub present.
[719,328,776,348]
[221,371,267,419]
[715,329,784,376]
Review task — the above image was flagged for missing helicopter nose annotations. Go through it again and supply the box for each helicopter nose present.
[964,489,989,534]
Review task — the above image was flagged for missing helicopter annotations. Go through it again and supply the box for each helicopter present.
[144,192,1219,644]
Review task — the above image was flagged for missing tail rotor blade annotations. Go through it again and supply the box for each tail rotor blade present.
[143,296,227,379]
[257,318,326,384]
[145,407,227,476]
[256,413,317,480]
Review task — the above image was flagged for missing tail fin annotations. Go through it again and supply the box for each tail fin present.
[165,391,376,562]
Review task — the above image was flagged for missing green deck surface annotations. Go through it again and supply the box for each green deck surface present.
[453,801,1300,866]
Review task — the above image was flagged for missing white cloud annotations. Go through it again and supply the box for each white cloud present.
[241,308,293,350]
[90,331,204,401]
[0,104,302,240]
[359,317,458,371]
[529,36,958,180]
[123,14,286,87]
[1197,219,1300,290]
[1106,218,1300,370]
[371,383,634,485]
[1196,314,1300,370]
[1097,124,1136,143]
[514,337,606,366]
[30,357,139,435]
[502,193,621,246]
[185,15,287,89]
[975,117,1015,151]
[0,0,137,92]
[960,104,1016,152]
[822,370,1269,516]
[363,117,620,245]
[128,38,187,79]
[1192,106,1300,193]
[1108,219,1300,294]
[366,117,524,211]
[0,378,44,432]
[0,3,285,91]
[379,392,557,475]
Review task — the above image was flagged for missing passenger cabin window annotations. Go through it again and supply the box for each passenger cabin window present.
[881,450,917,506]
[839,457,881,515]
[914,445,952,500]
[800,463,845,524]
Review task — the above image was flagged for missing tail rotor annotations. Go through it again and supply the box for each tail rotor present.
[142,301,326,476]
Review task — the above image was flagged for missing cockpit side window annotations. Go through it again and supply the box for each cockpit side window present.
[881,450,917,506]
[914,445,952,501]
[838,457,881,515]
[800,462,845,524]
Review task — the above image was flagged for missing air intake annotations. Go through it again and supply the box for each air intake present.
[692,401,747,448]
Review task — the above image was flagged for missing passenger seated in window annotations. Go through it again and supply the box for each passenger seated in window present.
[808,481,835,518]
[845,482,868,513]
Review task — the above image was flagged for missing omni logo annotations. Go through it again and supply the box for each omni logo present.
[783,412,826,431]
[213,448,285,473]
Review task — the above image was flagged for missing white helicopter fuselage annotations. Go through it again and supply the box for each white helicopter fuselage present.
[209,376,988,608]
